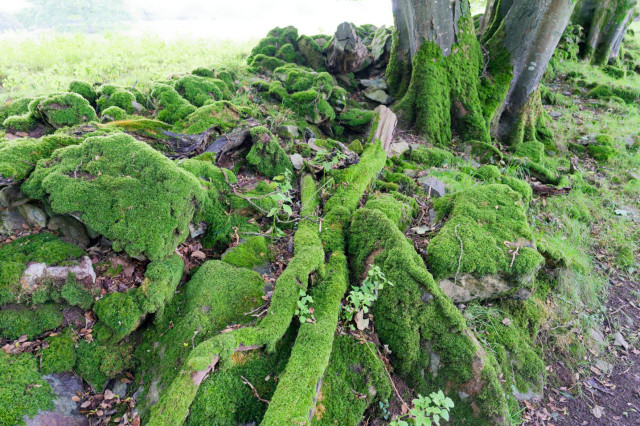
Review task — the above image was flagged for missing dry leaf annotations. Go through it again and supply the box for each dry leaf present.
[591,405,603,419]
[104,389,115,400]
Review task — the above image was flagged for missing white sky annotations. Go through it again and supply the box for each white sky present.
[0,0,394,40]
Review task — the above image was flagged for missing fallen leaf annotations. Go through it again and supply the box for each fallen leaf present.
[104,389,115,400]
[591,405,603,419]
[502,318,511,326]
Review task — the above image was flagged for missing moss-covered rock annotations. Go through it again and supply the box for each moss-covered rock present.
[222,236,273,271]
[0,97,34,126]
[41,330,77,374]
[365,191,418,230]
[0,304,64,340]
[22,133,219,260]
[35,93,98,129]
[284,90,335,124]
[101,105,128,121]
[407,146,454,167]
[173,101,246,135]
[69,81,97,105]
[75,340,133,390]
[476,164,501,182]
[174,75,231,107]
[338,108,375,130]
[150,83,197,125]
[2,113,40,133]
[587,134,619,162]
[0,352,55,424]
[246,126,293,179]
[96,85,141,114]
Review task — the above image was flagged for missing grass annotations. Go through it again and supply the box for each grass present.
[0,32,255,103]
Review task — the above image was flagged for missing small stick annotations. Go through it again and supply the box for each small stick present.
[241,375,270,403]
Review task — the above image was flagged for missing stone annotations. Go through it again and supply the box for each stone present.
[360,78,388,90]
[289,154,304,171]
[588,328,606,344]
[418,176,446,198]
[0,183,25,207]
[18,204,48,228]
[21,256,96,290]
[47,215,90,247]
[298,37,325,70]
[307,138,323,152]
[24,373,88,426]
[277,125,299,139]
[363,87,393,105]
[595,359,613,375]
[388,142,409,158]
[403,169,416,178]
[438,273,533,304]
[1,207,27,235]
[110,380,128,398]
[370,28,392,64]
[613,332,629,350]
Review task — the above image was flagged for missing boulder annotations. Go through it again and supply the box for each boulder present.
[360,78,388,90]
[24,373,88,426]
[363,87,393,105]
[47,215,90,247]
[388,142,409,158]
[18,204,48,228]
[289,153,304,170]
[21,256,97,290]
[418,176,446,198]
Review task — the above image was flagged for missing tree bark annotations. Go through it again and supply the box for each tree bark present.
[386,0,490,145]
[572,0,638,65]
[480,0,576,146]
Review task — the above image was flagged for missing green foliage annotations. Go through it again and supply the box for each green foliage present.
[41,330,77,374]
[294,289,314,323]
[342,265,393,329]
[23,133,218,260]
[0,352,55,425]
[390,391,455,426]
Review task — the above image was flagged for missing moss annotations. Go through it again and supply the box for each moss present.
[284,89,335,124]
[365,191,418,230]
[515,141,545,163]
[313,336,392,425]
[105,118,171,141]
[174,75,226,107]
[61,275,94,310]
[137,254,184,320]
[172,101,245,135]
[427,184,543,281]
[249,54,286,73]
[347,139,363,155]
[246,126,293,179]
[41,330,77,374]
[222,236,273,271]
[94,291,142,340]
[69,81,97,105]
[349,207,506,421]
[35,92,98,129]
[0,97,34,125]
[22,133,217,261]
[338,108,375,129]
[2,113,40,133]
[408,147,454,167]
[96,85,138,114]
[466,140,503,164]
[0,352,55,425]
[76,340,133,390]
[267,81,288,101]
[587,144,618,162]
[276,43,298,63]
[101,105,128,121]
[587,84,640,104]
[274,66,314,93]
[150,83,197,124]
[385,31,412,99]
[392,20,489,144]
[0,233,84,306]
[0,304,64,340]
[501,176,532,205]
[191,67,215,78]
[475,164,501,182]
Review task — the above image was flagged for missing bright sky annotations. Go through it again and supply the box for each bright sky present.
[1,0,394,40]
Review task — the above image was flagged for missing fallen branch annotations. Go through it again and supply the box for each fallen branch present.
[531,183,571,196]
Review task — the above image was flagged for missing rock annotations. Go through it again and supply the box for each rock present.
[370,28,392,64]
[512,384,543,402]
[188,221,208,239]
[307,138,323,152]
[363,87,393,105]
[325,22,371,75]
[438,273,533,304]
[21,256,96,290]
[388,142,409,158]
[289,154,304,171]
[418,177,446,198]
[24,373,88,426]
[613,332,629,350]
[588,328,606,344]
[371,106,398,154]
[18,204,48,228]
[1,207,27,235]
[298,36,325,70]
[360,78,388,90]
[0,183,26,207]
[403,169,416,178]
[595,359,614,375]
[277,125,299,139]
[110,380,128,398]
[48,216,90,247]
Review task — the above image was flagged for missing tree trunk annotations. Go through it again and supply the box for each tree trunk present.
[479,0,576,146]
[386,0,490,145]
[572,0,638,65]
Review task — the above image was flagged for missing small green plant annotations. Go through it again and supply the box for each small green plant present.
[390,391,455,426]
[295,290,315,323]
[314,149,346,172]
[342,265,393,330]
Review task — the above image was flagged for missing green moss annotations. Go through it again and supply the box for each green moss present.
[41,330,77,374]
[22,133,217,261]
[267,81,288,101]
[249,54,286,73]
[385,31,412,99]
[0,97,34,125]
[2,113,40,133]
[94,291,141,340]
[365,191,418,230]
[101,106,128,121]
[105,118,170,140]
[276,43,298,63]
[274,66,314,93]
[69,81,97,105]
[0,304,64,340]
[501,176,532,205]
[338,108,375,129]
[222,236,273,271]
[245,126,293,178]
[347,139,363,155]
[0,233,84,306]
[61,275,94,310]
[172,101,245,135]
[313,336,392,425]
[174,75,226,107]
[587,144,618,162]
[475,164,501,182]
[0,352,55,425]
[466,140,503,164]
[191,67,215,78]
[96,85,140,114]
[76,340,133,390]
[515,141,545,163]
[35,93,98,129]
[428,184,543,281]
[150,83,197,124]
[408,147,454,167]
[137,254,184,321]
[284,89,335,124]
[392,20,489,144]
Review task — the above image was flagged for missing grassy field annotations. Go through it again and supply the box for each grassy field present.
[0,33,255,103]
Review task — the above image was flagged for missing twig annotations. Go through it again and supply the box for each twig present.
[74,159,83,178]
[241,375,270,404]
[454,224,463,285]
[361,334,407,409]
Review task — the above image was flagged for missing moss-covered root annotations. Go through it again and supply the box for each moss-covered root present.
[262,252,348,424]
[147,175,324,426]
[392,18,490,145]
[349,208,508,423]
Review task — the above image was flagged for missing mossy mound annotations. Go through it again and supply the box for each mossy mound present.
[41,330,77,374]
[0,233,85,306]
[101,105,128,121]
[222,236,273,271]
[587,134,619,162]
[365,191,418,230]
[406,146,455,167]
[0,97,34,125]
[174,75,232,107]
[75,340,134,390]
[0,352,55,425]
[246,126,293,178]
[35,92,98,129]
[96,85,148,114]
[173,101,247,135]
[22,133,219,260]
[0,304,64,340]
[69,81,97,105]
[150,83,197,125]
[427,184,543,283]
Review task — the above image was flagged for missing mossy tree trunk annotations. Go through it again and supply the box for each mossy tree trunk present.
[571,0,638,65]
[479,0,576,146]
[386,0,490,145]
